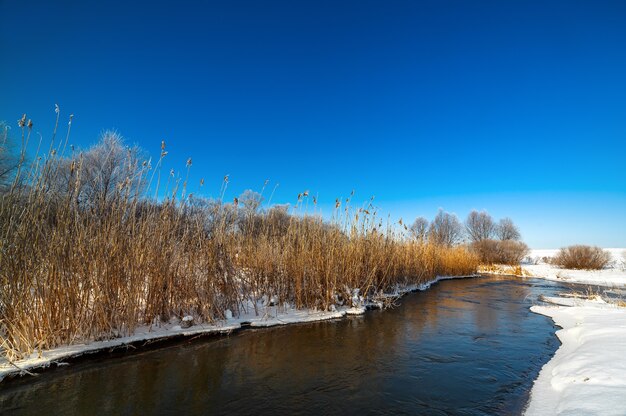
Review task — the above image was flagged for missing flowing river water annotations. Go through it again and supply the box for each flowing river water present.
[0,275,571,415]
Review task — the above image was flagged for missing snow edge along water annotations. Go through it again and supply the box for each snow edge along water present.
[0,274,480,383]
[524,296,626,416]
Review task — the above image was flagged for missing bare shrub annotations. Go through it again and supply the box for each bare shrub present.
[429,209,463,247]
[470,239,530,265]
[552,245,611,270]
[465,210,495,242]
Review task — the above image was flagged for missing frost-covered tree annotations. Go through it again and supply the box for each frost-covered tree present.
[238,189,263,214]
[0,122,19,193]
[52,131,147,207]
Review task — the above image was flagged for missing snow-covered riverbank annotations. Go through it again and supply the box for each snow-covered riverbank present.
[0,274,474,383]
[525,295,626,416]
[520,248,626,415]
[482,248,626,288]
[524,248,626,287]
[480,248,626,414]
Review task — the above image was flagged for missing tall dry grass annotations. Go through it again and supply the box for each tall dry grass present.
[0,115,479,362]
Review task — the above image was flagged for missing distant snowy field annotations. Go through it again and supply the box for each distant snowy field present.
[523,248,626,416]
[524,248,626,288]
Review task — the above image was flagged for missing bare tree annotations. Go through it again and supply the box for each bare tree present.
[465,210,495,242]
[496,217,521,241]
[428,209,463,246]
[409,216,429,241]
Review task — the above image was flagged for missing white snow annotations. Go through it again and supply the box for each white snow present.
[522,248,626,288]
[481,248,626,414]
[525,296,626,416]
[0,274,476,383]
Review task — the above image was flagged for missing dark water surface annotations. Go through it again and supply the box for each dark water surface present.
[0,276,568,415]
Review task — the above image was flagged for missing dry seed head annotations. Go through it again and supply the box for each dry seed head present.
[27,119,33,129]
[186,158,192,167]
[54,104,59,114]
[233,197,239,206]
[224,175,229,183]
[161,140,166,150]
[200,178,204,186]
[18,114,26,128]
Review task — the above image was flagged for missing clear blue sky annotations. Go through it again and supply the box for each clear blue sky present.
[1,0,625,248]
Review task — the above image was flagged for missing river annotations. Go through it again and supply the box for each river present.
[0,275,569,415]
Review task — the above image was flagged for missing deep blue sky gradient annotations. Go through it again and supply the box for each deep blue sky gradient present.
[1,0,625,247]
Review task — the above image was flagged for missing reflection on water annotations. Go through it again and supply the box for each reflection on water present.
[0,276,565,415]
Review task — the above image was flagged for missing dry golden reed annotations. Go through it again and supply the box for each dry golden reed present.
[0,118,479,362]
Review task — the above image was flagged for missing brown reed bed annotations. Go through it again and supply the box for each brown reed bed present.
[0,115,479,363]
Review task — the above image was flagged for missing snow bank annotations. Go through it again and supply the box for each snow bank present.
[482,248,626,288]
[525,297,626,416]
[523,248,626,288]
[0,274,477,383]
